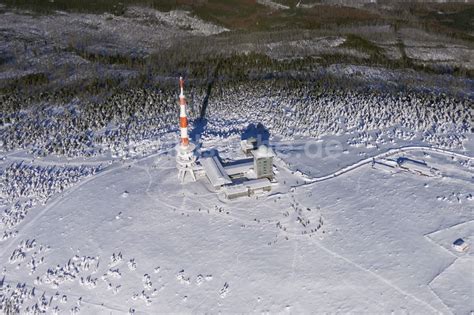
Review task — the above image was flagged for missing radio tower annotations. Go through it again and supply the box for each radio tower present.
[175,77,197,182]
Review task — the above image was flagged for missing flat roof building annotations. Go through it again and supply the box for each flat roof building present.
[397,157,440,177]
[251,145,275,179]
[224,178,272,199]
[200,155,232,188]
[224,160,254,178]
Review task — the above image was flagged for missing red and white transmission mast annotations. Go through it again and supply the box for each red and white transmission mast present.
[175,77,197,182]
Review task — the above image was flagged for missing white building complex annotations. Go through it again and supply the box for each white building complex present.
[199,144,275,198]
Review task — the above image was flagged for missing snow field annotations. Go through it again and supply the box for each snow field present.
[0,145,472,313]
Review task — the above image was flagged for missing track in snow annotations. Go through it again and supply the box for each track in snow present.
[295,145,473,185]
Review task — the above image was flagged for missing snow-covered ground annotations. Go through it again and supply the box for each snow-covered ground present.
[0,132,472,313]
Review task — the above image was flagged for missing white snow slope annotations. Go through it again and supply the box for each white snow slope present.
[0,136,472,314]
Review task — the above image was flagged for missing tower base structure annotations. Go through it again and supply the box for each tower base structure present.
[176,142,197,183]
